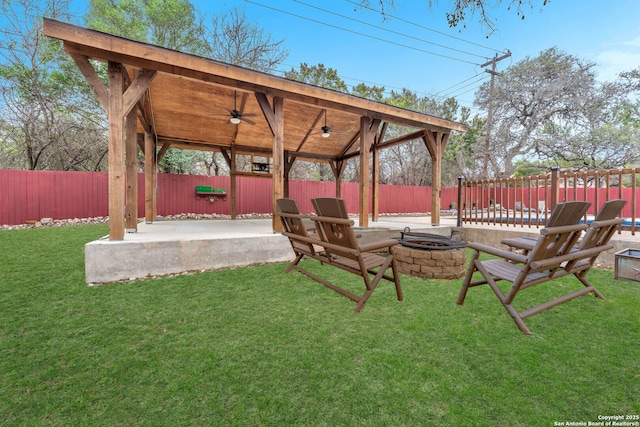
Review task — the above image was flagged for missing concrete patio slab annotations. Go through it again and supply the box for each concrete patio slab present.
[84,216,454,284]
[84,214,637,284]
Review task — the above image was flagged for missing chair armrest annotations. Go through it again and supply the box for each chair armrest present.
[281,230,360,256]
[468,242,528,264]
[501,235,538,250]
[530,244,614,270]
[541,223,589,235]
[311,215,353,226]
[590,218,624,228]
[359,239,399,253]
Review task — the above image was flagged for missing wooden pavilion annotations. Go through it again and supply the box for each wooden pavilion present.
[43,19,467,240]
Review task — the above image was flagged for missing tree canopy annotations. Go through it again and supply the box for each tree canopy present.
[472,47,639,177]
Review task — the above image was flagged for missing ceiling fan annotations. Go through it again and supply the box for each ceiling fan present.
[310,109,348,138]
[213,90,257,125]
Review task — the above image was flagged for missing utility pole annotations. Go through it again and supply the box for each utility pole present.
[481,50,511,178]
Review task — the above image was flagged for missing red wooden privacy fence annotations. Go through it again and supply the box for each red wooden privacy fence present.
[0,170,450,226]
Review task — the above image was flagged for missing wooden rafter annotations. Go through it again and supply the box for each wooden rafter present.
[296,109,324,152]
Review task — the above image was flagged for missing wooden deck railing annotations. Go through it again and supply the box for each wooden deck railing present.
[457,167,639,235]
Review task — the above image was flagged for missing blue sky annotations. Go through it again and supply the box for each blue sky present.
[68,0,640,113]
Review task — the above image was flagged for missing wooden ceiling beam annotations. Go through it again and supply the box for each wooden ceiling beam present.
[122,69,157,118]
[376,129,428,151]
[255,92,276,136]
[375,122,389,147]
[157,137,337,162]
[69,53,108,112]
[296,109,324,152]
[339,132,361,158]
[157,142,171,162]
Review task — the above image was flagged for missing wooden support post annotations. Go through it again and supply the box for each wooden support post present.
[423,131,449,226]
[70,55,156,239]
[125,107,138,232]
[144,130,156,223]
[107,61,125,240]
[372,122,386,222]
[284,151,291,198]
[432,133,442,226]
[272,96,284,232]
[152,144,158,220]
[372,145,380,222]
[550,166,560,212]
[359,116,376,228]
[329,160,344,198]
[230,144,237,219]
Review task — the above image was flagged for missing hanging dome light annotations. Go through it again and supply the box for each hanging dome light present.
[321,126,330,138]
[229,116,241,125]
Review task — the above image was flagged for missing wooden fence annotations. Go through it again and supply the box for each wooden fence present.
[0,170,449,226]
[459,167,639,235]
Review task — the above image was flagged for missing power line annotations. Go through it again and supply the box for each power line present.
[244,0,479,66]
[435,72,485,96]
[244,0,500,104]
[275,62,483,102]
[447,79,489,98]
[293,0,487,61]
[440,74,489,98]
[344,0,504,57]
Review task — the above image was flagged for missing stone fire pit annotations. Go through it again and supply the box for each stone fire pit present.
[394,229,467,280]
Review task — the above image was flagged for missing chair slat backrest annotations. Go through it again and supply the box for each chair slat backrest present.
[580,199,627,248]
[566,199,627,271]
[311,197,350,219]
[593,199,627,222]
[276,198,306,236]
[545,201,590,227]
[516,201,592,280]
[311,198,360,258]
[276,198,317,256]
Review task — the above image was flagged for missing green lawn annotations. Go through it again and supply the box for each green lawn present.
[1,225,638,426]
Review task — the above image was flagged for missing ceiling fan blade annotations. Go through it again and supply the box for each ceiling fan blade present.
[210,108,235,116]
[241,117,256,125]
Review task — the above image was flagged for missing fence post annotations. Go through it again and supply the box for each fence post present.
[550,166,560,211]
[457,176,464,227]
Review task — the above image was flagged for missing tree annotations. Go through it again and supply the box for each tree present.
[360,0,549,34]
[147,0,210,55]
[86,0,211,55]
[84,0,148,42]
[619,67,640,129]
[0,0,108,171]
[381,91,475,186]
[473,47,636,176]
[534,82,640,170]
[351,82,386,102]
[210,7,287,73]
[284,63,349,92]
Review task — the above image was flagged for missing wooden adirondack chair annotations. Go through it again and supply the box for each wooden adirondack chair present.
[277,198,403,312]
[456,201,618,335]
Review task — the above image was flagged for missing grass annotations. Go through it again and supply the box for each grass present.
[1,225,639,426]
